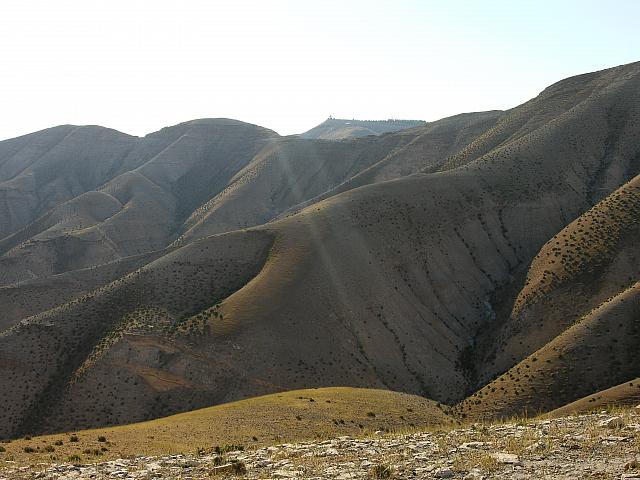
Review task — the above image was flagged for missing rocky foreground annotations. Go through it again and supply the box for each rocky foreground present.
[3,410,640,479]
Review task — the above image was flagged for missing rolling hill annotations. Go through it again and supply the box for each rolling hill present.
[0,387,452,465]
[0,61,639,439]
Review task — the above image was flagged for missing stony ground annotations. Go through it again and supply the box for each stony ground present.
[2,410,640,479]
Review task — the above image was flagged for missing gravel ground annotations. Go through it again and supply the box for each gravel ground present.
[2,410,640,479]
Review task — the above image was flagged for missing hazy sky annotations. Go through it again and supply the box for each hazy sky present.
[1,0,638,140]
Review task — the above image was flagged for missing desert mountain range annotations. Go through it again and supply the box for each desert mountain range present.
[0,61,639,439]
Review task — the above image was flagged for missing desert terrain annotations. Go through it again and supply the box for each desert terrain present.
[0,62,639,477]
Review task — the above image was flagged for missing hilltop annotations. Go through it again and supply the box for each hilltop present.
[0,387,451,466]
[300,118,427,140]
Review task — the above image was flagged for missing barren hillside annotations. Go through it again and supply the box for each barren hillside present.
[0,62,639,439]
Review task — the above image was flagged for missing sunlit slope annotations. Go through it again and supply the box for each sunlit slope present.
[547,378,640,417]
[1,387,452,464]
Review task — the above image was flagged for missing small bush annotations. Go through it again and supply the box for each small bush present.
[97,436,107,442]
[44,445,55,453]
[23,446,35,453]
[370,463,393,478]
[231,460,247,475]
[54,440,63,446]
[69,435,79,443]
[367,412,376,417]
[0,446,5,453]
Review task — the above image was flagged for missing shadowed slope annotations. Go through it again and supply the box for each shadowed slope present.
[0,249,166,332]
[439,62,640,181]
[0,230,273,436]
[0,126,137,237]
[178,133,416,240]
[0,119,278,285]
[284,111,503,215]
[476,174,640,386]
[456,282,640,420]
[179,111,502,241]
[454,174,640,419]
[460,176,640,418]
[0,173,174,285]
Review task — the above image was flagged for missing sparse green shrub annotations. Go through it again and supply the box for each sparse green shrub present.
[97,435,107,442]
[214,444,244,454]
[69,435,79,442]
[23,446,35,453]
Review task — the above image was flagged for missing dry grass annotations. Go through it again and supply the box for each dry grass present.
[0,387,450,467]
[452,451,500,473]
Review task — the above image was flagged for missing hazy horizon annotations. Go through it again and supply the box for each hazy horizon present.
[1,0,638,141]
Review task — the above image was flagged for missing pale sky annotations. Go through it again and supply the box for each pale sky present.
[0,0,638,140]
